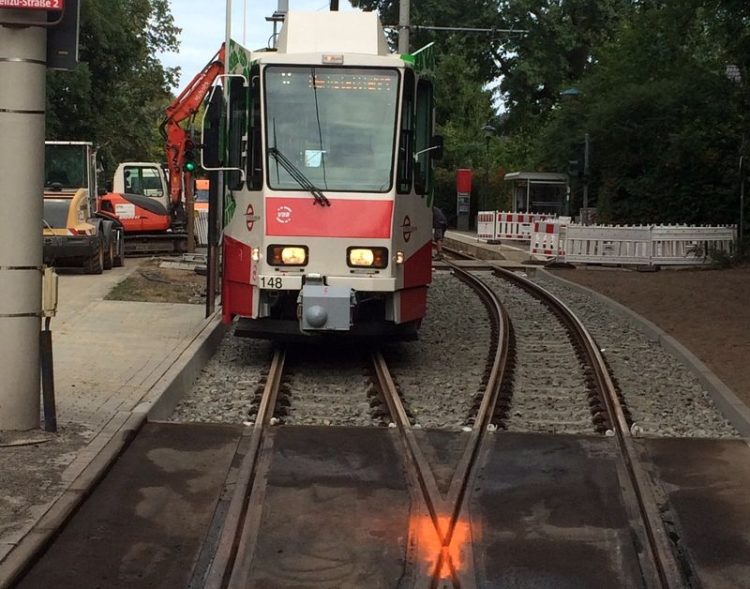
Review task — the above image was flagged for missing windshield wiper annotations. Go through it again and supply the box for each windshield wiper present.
[268,147,330,207]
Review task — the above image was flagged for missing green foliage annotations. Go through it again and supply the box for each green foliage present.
[46,0,180,176]
[494,0,635,131]
[354,0,747,232]
[534,1,746,225]
[429,53,522,220]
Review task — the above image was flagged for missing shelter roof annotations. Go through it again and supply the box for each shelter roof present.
[504,171,568,184]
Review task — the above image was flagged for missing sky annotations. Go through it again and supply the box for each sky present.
[160,0,359,94]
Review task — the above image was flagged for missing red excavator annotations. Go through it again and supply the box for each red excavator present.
[98,45,225,255]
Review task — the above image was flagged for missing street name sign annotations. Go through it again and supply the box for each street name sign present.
[0,0,63,9]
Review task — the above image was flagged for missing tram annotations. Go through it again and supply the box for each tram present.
[203,11,441,340]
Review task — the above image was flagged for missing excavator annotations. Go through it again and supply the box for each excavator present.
[98,45,225,255]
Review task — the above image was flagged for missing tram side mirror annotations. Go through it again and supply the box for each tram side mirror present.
[430,135,444,160]
[201,86,224,169]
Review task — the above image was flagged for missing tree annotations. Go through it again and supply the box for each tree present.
[46,0,180,175]
[492,0,635,133]
[534,1,745,224]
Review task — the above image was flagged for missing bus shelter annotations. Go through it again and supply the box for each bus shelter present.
[504,171,569,215]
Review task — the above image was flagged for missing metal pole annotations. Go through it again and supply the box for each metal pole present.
[206,170,219,319]
[40,318,57,433]
[186,170,195,253]
[0,9,46,430]
[398,0,410,54]
[526,180,530,212]
[226,0,232,58]
[583,132,590,221]
[740,155,745,249]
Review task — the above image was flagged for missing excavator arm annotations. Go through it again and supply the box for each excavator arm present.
[160,44,225,211]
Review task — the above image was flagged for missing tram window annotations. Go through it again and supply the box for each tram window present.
[227,76,248,191]
[414,79,434,196]
[396,69,415,194]
[247,68,263,190]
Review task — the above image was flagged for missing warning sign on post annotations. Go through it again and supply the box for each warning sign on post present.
[0,0,64,9]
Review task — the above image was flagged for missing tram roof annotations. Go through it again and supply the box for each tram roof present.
[277,11,390,56]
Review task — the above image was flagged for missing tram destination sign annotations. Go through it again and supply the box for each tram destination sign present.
[0,0,64,9]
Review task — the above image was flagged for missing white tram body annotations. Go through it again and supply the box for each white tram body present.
[214,12,439,340]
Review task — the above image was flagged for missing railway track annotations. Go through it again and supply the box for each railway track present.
[196,260,688,588]
[371,263,509,589]
[13,254,750,588]
[439,253,689,587]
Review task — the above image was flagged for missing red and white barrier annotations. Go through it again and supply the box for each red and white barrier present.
[530,220,567,258]
[477,211,557,242]
[498,212,536,240]
[477,212,497,241]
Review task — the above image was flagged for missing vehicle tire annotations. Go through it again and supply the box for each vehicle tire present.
[103,234,115,270]
[84,237,104,275]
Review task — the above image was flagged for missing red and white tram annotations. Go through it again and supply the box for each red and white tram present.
[203,11,441,340]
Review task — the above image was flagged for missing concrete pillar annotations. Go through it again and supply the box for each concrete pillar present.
[0,10,47,430]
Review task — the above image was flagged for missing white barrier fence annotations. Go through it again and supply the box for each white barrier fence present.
[476,212,737,266]
[195,210,209,246]
[548,223,736,266]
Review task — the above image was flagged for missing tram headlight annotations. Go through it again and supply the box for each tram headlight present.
[267,245,308,266]
[347,247,388,269]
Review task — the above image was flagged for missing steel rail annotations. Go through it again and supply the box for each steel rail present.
[490,265,687,589]
[435,261,511,588]
[370,351,451,588]
[204,346,286,589]
[371,261,510,588]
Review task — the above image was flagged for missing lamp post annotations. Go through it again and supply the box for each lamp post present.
[727,64,745,249]
[482,124,496,211]
[561,87,591,223]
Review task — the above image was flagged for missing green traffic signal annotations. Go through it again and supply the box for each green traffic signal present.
[184,161,197,172]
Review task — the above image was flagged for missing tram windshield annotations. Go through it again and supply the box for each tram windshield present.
[264,66,399,193]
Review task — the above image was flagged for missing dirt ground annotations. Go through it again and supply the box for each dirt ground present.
[548,264,750,408]
[105,258,206,304]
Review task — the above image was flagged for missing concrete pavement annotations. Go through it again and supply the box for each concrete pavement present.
[0,260,225,584]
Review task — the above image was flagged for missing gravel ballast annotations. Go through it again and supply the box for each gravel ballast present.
[384,270,492,430]
[484,275,597,434]
[170,267,737,439]
[532,274,738,438]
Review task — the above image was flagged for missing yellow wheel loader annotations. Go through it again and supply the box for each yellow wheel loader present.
[43,141,124,273]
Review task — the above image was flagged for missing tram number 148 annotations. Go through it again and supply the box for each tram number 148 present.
[261,276,284,289]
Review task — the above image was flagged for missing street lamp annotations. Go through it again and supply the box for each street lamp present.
[482,124,496,211]
[561,87,591,223]
[726,64,745,248]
